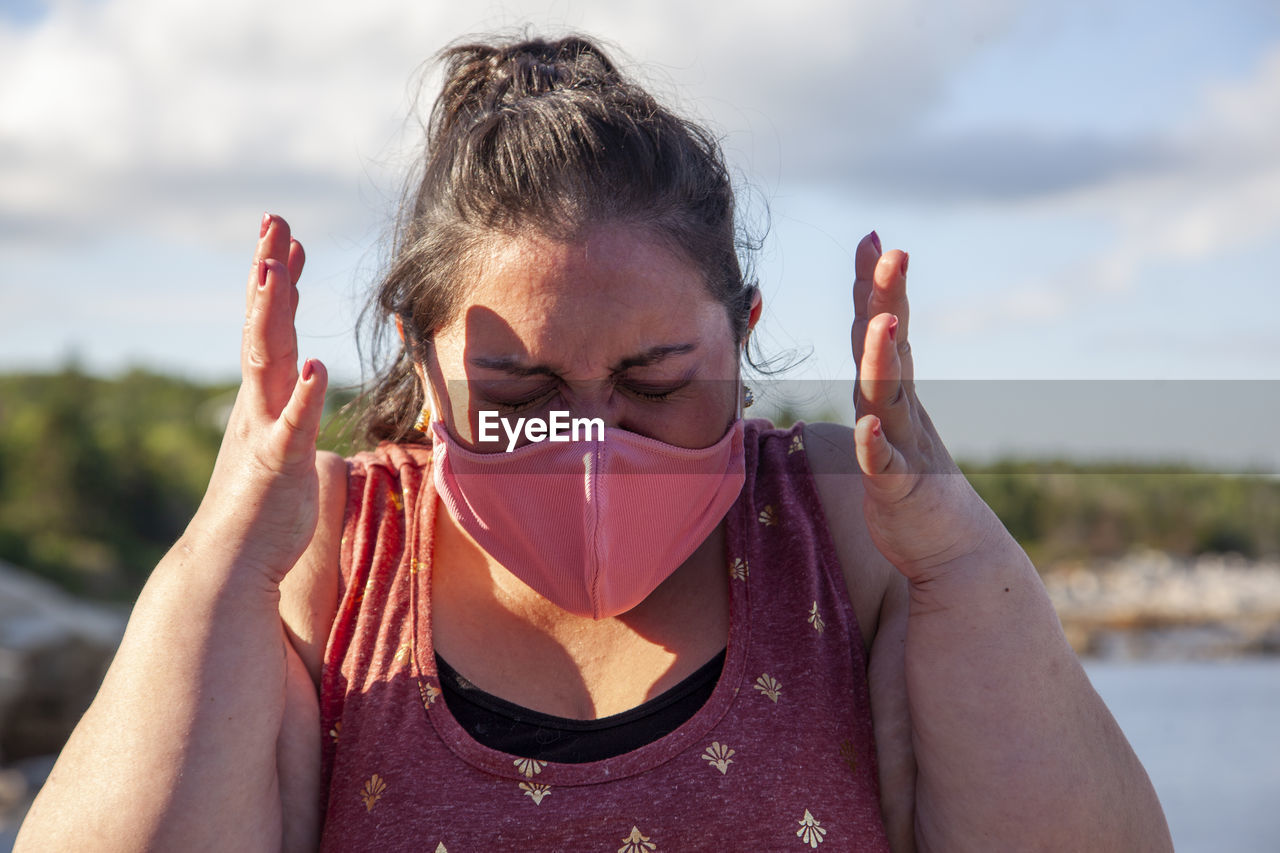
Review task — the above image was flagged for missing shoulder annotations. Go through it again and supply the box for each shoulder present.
[344,439,434,490]
[278,442,434,686]
[800,421,903,652]
[278,450,350,688]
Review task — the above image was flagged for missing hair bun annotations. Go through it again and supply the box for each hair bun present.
[435,36,620,137]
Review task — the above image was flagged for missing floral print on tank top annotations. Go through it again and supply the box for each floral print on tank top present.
[319,420,890,850]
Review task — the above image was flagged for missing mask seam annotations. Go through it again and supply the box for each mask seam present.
[587,438,606,618]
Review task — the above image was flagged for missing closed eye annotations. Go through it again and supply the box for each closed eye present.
[482,383,559,413]
[620,381,689,401]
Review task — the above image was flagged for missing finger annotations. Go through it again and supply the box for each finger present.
[245,213,268,313]
[867,249,911,358]
[853,230,882,321]
[854,414,914,502]
[851,314,868,378]
[288,238,305,285]
[242,257,301,416]
[245,214,295,312]
[851,231,882,369]
[271,358,328,468]
[857,313,912,443]
[288,240,304,323]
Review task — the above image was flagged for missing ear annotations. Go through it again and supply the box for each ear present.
[746,287,763,335]
[396,316,428,384]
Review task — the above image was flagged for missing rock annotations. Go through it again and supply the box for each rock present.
[1045,551,1280,659]
[0,560,126,763]
[0,754,56,849]
[0,766,24,813]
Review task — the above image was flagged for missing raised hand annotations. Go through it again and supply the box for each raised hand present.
[850,231,995,583]
[191,214,329,586]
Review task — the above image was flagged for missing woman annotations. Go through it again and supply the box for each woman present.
[17,35,1171,851]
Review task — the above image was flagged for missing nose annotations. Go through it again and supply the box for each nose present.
[559,380,624,428]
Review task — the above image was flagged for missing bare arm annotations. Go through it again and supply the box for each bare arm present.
[16,216,337,852]
[18,534,293,851]
[804,233,1172,852]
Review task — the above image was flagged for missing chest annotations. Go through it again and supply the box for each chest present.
[428,515,732,720]
[321,537,889,851]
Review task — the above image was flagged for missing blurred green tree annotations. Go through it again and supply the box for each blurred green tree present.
[1,369,1276,602]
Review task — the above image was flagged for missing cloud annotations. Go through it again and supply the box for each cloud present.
[0,0,1026,250]
[1080,45,1280,261]
[0,0,446,249]
[5,0,1270,260]
[811,128,1179,202]
[939,41,1280,337]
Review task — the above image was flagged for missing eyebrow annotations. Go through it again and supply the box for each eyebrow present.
[468,343,698,376]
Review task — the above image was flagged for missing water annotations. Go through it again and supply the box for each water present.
[1084,659,1280,851]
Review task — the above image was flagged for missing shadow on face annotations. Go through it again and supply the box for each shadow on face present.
[421,226,745,451]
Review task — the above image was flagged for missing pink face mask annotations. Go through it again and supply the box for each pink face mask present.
[430,414,746,619]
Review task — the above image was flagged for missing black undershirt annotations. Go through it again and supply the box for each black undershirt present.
[434,649,727,764]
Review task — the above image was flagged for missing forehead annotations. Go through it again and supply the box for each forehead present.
[441,225,729,371]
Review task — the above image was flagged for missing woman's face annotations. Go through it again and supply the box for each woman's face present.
[421,224,749,452]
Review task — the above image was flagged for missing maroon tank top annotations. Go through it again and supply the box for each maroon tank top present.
[319,420,890,850]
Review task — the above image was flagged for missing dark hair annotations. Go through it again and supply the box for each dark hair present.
[354,33,761,445]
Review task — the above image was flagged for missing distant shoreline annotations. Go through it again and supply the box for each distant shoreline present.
[1046,550,1280,660]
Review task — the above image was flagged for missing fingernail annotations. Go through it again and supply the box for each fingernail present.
[900,252,909,276]
[260,212,271,238]
[888,315,899,341]
[301,359,313,382]
[871,418,882,438]
[869,230,882,254]
[258,259,270,288]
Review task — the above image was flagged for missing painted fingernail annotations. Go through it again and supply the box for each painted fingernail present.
[258,259,269,288]
[869,230,881,254]
[871,418,882,438]
[888,316,899,341]
[900,252,909,276]
[301,359,314,382]
[260,212,271,238]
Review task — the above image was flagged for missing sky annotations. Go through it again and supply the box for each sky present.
[1,0,1278,467]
